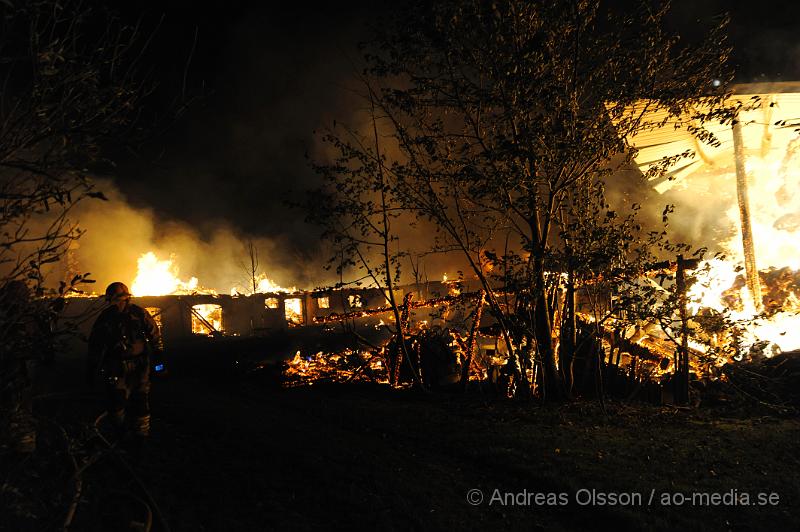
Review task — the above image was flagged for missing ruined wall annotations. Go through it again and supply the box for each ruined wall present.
[55,281,500,358]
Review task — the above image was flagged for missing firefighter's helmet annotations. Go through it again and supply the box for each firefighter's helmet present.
[105,282,131,302]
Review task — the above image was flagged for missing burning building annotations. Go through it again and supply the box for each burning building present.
[51,84,800,397]
[627,82,800,356]
[57,251,498,380]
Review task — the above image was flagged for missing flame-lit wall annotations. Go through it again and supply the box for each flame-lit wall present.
[56,281,492,357]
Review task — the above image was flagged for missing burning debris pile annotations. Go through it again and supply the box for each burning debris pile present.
[720,267,800,315]
[686,260,800,362]
[617,87,800,377]
[754,268,800,313]
[281,291,496,390]
[280,327,501,390]
[283,350,387,386]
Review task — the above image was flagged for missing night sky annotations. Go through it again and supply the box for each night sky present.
[111,1,800,259]
[113,1,385,259]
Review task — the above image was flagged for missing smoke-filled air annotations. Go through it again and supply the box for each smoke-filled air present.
[52,180,320,296]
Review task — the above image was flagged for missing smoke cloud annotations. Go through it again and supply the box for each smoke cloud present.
[54,179,336,294]
[90,2,798,290]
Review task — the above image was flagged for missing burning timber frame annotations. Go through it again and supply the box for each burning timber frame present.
[59,281,476,351]
[59,258,698,362]
[56,259,707,404]
[629,82,800,312]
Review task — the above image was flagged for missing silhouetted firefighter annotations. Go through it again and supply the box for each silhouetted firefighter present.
[87,282,164,442]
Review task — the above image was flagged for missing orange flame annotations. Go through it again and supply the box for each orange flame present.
[131,252,200,296]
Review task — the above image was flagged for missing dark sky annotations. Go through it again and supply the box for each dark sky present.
[667,0,800,80]
[111,1,800,257]
[114,1,384,257]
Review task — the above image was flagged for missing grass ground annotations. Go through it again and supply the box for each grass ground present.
[3,363,799,531]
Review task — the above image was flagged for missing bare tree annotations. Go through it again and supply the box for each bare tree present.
[239,239,260,294]
[309,91,425,388]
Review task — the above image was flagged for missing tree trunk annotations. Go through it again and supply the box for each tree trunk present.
[389,292,415,388]
[460,291,485,391]
[674,255,690,405]
[559,271,576,397]
[533,263,566,401]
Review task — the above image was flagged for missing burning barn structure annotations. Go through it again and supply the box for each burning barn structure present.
[57,277,506,386]
[52,84,800,401]
[60,282,476,341]
[626,82,800,352]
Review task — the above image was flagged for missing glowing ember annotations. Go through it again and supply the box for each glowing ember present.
[283,349,387,386]
[131,252,200,296]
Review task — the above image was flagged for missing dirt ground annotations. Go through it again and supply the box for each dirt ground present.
[4,362,800,531]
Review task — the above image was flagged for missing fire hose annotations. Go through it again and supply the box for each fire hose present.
[57,409,170,532]
[88,411,171,532]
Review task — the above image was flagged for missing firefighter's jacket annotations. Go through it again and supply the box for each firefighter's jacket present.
[88,304,162,377]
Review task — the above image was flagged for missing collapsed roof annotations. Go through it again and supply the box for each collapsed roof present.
[628,82,800,193]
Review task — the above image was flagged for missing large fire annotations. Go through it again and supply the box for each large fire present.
[254,275,296,294]
[689,147,800,354]
[128,251,298,334]
[641,89,800,357]
[92,89,800,372]
[131,252,201,296]
[130,252,295,297]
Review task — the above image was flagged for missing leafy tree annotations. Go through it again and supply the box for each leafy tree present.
[314,0,736,400]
